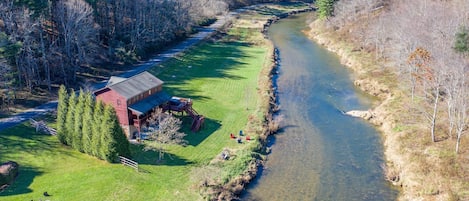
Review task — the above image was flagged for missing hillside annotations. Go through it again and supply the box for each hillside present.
[310,0,469,200]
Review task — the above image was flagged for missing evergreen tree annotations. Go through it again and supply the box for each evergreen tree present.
[72,89,85,152]
[14,0,49,17]
[317,0,336,19]
[100,105,119,162]
[81,92,94,155]
[56,85,69,144]
[64,89,77,146]
[91,101,104,158]
[455,26,469,53]
[110,108,131,158]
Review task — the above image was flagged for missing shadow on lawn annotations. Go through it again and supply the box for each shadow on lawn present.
[251,6,285,16]
[0,124,74,197]
[183,117,221,147]
[149,41,252,90]
[250,2,307,16]
[0,166,42,197]
[130,144,192,167]
[128,117,220,167]
[0,124,75,158]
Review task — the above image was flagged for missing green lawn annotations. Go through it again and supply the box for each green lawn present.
[0,21,268,201]
[0,3,314,200]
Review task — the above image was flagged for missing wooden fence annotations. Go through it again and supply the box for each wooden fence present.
[30,119,56,135]
[119,156,139,172]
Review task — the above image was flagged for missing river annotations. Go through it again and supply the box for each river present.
[242,13,398,200]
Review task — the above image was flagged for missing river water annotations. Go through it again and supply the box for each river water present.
[243,13,398,200]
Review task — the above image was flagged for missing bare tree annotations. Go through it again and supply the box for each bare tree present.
[0,0,239,90]
[143,108,187,161]
[187,0,228,23]
[407,47,444,142]
[55,0,96,83]
[453,67,469,153]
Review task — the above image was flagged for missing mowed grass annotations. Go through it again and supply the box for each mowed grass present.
[0,22,268,200]
[0,124,198,201]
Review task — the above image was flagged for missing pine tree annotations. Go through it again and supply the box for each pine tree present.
[100,105,118,162]
[81,92,94,155]
[65,89,77,146]
[109,107,131,158]
[317,0,336,19]
[58,89,129,162]
[56,85,69,144]
[455,26,469,53]
[72,89,85,152]
[91,101,104,158]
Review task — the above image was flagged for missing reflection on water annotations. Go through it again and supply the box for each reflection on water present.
[243,13,398,200]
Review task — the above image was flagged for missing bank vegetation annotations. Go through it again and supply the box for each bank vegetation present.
[311,0,469,200]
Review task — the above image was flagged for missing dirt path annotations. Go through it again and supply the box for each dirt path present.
[0,13,236,132]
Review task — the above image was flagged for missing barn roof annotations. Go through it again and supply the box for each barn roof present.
[106,76,127,86]
[106,71,164,100]
[128,91,171,116]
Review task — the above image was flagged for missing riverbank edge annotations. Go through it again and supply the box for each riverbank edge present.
[200,5,316,200]
[306,20,408,199]
[306,18,468,200]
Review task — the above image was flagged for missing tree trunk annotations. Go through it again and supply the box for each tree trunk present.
[430,88,439,142]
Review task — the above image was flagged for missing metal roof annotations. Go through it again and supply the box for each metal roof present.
[106,76,127,86]
[128,91,171,116]
[106,71,164,100]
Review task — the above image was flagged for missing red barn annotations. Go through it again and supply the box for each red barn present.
[94,71,171,139]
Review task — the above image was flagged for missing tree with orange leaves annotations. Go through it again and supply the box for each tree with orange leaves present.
[407,47,443,143]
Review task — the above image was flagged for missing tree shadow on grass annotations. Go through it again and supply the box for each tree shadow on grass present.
[0,166,42,197]
[128,117,220,167]
[179,116,221,147]
[148,40,251,90]
[129,144,192,167]
[250,2,307,16]
[0,124,76,159]
[163,88,211,103]
[0,124,78,198]
[252,6,285,16]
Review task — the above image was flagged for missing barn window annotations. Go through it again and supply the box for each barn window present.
[148,90,151,95]
[117,99,121,106]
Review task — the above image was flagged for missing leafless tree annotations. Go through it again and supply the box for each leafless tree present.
[1,0,235,89]
[188,0,228,22]
[143,108,187,161]
[407,47,445,142]
[327,0,469,146]
[454,75,468,154]
[55,0,97,83]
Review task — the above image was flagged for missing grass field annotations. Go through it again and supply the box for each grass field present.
[0,3,313,200]
[0,11,271,201]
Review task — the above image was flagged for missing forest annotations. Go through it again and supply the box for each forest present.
[0,0,303,107]
[314,0,469,199]
[324,0,469,153]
